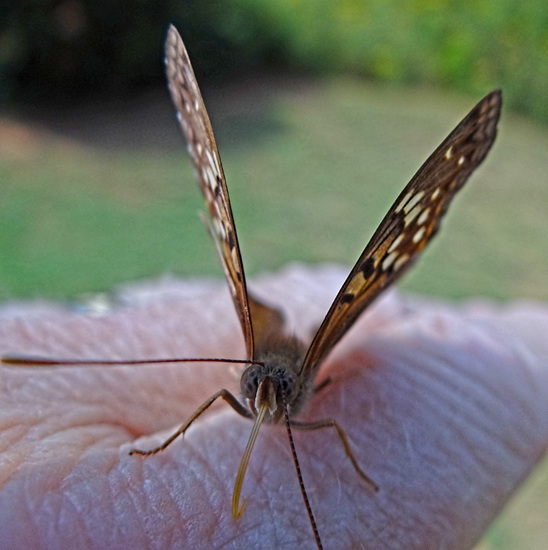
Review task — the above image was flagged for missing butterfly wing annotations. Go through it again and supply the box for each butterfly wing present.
[165,25,255,359]
[248,294,287,353]
[301,90,502,376]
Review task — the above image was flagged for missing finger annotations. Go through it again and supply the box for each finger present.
[0,265,546,549]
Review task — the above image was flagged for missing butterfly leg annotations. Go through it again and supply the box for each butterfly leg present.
[291,417,378,492]
[129,389,252,456]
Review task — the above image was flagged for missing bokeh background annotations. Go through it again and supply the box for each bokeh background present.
[1,1,546,547]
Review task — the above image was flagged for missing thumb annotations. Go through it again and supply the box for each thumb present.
[0,265,546,549]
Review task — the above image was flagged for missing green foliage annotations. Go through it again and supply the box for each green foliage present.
[235,0,548,121]
[1,0,547,120]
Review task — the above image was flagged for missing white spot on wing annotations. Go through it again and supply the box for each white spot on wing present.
[394,253,410,271]
[417,208,430,226]
[413,226,426,243]
[403,191,425,213]
[213,217,226,240]
[205,149,220,184]
[445,146,453,159]
[204,164,216,191]
[388,233,404,253]
[395,190,413,213]
[210,151,221,175]
[382,251,398,271]
[404,204,422,226]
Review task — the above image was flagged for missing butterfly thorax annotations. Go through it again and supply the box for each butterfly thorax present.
[240,334,313,423]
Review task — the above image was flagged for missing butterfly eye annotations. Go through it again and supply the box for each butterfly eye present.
[240,365,261,399]
[275,369,299,402]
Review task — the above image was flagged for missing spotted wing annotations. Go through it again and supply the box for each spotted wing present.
[165,25,254,359]
[301,90,502,376]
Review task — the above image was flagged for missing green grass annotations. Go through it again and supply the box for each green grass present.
[1,80,547,548]
[2,80,547,303]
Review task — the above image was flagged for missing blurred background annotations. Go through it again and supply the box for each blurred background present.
[0,1,546,547]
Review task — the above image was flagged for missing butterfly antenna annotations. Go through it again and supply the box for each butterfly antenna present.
[282,392,323,550]
[1,356,263,367]
[232,399,268,519]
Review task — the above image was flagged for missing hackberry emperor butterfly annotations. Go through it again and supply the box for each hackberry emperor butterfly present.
[3,24,501,550]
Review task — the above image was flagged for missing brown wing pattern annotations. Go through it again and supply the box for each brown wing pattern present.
[301,90,502,376]
[248,294,287,354]
[165,25,254,359]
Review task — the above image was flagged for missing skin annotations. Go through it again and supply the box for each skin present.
[0,265,546,549]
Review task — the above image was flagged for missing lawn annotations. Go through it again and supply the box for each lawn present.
[1,78,547,547]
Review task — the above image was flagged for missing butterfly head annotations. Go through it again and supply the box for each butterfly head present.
[240,333,312,422]
[241,363,301,423]
[233,342,313,520]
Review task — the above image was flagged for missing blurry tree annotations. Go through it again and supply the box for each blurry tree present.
[1,0,547,122]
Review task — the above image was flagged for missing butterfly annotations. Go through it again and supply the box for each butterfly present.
[3,24,501,550]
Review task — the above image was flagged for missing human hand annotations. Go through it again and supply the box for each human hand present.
[1,265,546,549]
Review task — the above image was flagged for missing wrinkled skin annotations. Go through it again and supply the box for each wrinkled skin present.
[0,265,547,550]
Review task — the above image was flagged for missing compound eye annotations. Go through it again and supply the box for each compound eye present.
[240,366,260,399]
[278,370,298,401]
